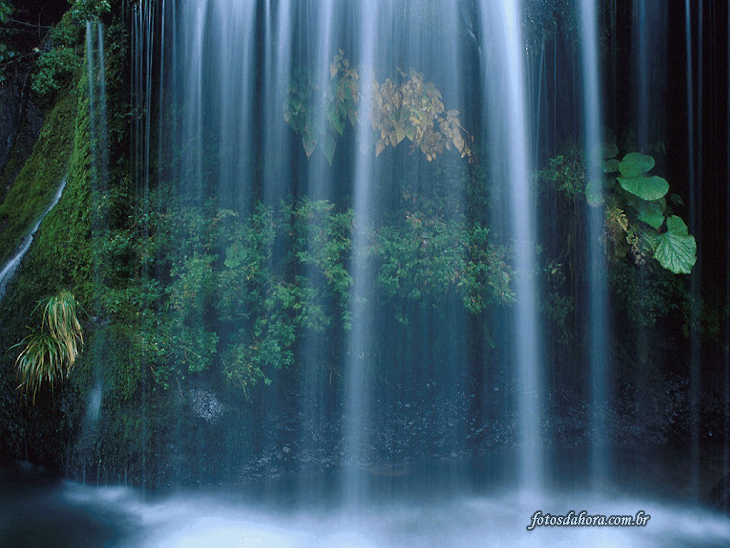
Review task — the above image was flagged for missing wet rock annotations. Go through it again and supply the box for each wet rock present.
[708,474,730,516]
[189,388,225,424]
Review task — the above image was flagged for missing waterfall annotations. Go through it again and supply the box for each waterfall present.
[477,0,543,492]
[115,0,730,526]
[341,0,379,508]
[578,0,609,488]
[0,181,66,300]
[7,0,730,545]
[79,19,109,468]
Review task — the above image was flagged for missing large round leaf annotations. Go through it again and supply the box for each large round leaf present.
[619,152,655,178]
[653,215,697,274]
[636,199,665,229]
[618,175,669,201]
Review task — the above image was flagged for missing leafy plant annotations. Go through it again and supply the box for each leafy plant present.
[542,143,696,275]
[69,0,112,23]
[0,0,14,83]
[13,289,84,403]
[29,9,86,106]
[597,147,697,274]
[375,208,513,312]
[284,51,472,165]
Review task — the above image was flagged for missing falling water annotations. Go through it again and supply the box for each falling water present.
[341,0,380,509]
[633,1,668,150]
[298,0,332,499]
[131,0,155,493]
[578,0,608,487]
[82,18,110,465]
[52,0,724,540]
[726,0,730,510]
[0,181,66,300]
[685,0,702,500]
[262,0,293,205]
[478,0,542,491]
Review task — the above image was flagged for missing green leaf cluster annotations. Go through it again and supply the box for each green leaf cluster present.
[30,10,85,108]
[600,147,696,274]
[68,0,112,23]
[541,144,696,275]
[103,193,512,397]
[375,211,513,313]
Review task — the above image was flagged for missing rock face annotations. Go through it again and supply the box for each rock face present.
[189,388,225,424]
[0,63,44,200]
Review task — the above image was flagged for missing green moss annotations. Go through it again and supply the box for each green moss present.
[0,83,78,265]
[0,57,91,379]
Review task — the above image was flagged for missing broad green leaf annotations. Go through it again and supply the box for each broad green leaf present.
[653,215,697,274]
[619,152,655,178]
[636,199,665,229]
[330,109,344,135]
[618,174,669,201]
[666,214,690,235]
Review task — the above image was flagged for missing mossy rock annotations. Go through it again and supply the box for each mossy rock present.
[0,83,78,265]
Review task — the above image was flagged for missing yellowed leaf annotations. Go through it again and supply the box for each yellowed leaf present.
[452,130,464,152]
[395,124,405,145]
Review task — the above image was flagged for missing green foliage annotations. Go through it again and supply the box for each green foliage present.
[13,290,84,403]
[616,153,669,201]
[40,289,84,357]
[541,144,696,275]
[0,0,11,24]
[375,210,512,312]
[31,11,85,107]
[649,216,697,275]
[0,85,77,265]
[286,199,353,312]
[111,193,512,397]
[599,147,696,274]
[285,52,472,164]
[31,47,79,106]
[609,260,686,327]
[461,224,514,311]
[538,152,585,199]
[68,0,112,23]
[0,0,15,83]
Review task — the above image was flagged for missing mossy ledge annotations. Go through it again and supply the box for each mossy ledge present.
[0,61,91,468]
[0,83,79,267]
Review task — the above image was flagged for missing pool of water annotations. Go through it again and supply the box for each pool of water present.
[2,462,729,548]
